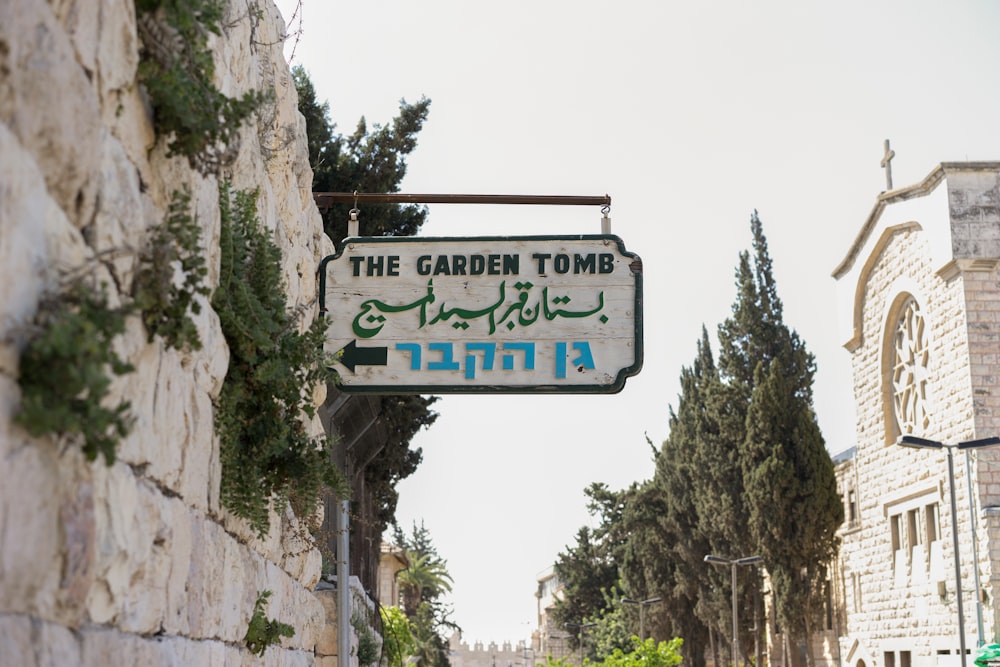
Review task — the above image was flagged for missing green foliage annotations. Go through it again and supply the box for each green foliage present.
[134,186,209,350]
[410,601,454,667]
[541,657,578,667]
[295,66,438,581]
[392,523,458,667]
[599,637,683,667]
[722,212,842,650]
[556,212,841,667]
[213,181,347,536]
[381,606,418,667]
[393,521,455,615]
[135,0,268,174]
[352,610,382,666]
[15,285,134,464]
[364,394,438,535]
[244,590,295,656]
[292,66,431,241]
[551,484,626,640]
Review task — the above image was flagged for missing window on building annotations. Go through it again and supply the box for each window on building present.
[890,513,902,553]
[848,489,858,527]
[886,295,932,438]
[900,651,911,667]
[824,579,834,630]
[851,572,863,612]
[885,651,896,667]
[907,508,922,550]
[926,503,939,543]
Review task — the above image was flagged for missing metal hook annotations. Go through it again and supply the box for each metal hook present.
[348,191,360,238]
[601,204,611,234]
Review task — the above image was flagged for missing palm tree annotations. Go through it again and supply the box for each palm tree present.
[398,549,454,617]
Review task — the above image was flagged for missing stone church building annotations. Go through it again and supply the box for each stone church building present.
[824,160,1000,667]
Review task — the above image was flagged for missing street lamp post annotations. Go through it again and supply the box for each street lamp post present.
[704,555,763,667]
[897,435,1000,667]
[564,623,596,666]
[621,597,662,640]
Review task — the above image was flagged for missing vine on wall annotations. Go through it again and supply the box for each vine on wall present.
[134,186,210,351]
[135,0,269,174]
[15,1,341,551]
[213,181,346,537]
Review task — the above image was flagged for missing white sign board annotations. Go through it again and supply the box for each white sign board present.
[319,235,642,393]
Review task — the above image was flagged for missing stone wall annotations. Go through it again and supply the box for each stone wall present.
[0,0,335,664]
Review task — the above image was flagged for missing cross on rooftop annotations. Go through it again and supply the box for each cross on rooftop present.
[881,139,895,191]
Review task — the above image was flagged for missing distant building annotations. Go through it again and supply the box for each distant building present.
[448,634,535,667]
[536,566,578,664]
[378,542,409,610]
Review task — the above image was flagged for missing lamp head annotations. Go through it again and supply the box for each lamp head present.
[897,435,943,449]
[958,436,1000,450]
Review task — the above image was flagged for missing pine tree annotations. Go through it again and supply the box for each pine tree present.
[717,212,843,667]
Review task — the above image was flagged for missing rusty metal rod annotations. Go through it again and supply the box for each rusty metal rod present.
[313,192,611,208]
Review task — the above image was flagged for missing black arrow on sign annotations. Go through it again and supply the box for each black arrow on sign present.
[337,340,388,373]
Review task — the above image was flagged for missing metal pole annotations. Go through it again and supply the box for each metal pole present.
[965,450,986,646]
[313,192,612,209]
[731,563,739,667]
[947,448,969,667]
[337,499,352,667]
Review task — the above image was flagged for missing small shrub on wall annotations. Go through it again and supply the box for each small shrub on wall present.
[15,285,135,464]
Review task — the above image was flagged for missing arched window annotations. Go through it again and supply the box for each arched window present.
[883,294,932,441]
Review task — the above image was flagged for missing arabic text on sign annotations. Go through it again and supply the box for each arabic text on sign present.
[351,280,607,338]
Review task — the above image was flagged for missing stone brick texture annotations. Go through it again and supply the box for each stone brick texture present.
[0,0,334,664]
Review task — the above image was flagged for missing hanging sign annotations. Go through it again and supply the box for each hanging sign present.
[319,235,643,393]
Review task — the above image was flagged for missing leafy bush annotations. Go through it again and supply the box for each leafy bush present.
[15,285,134,464]
[601,636,683,667]
[381,606,418,667]
[213,181,346,536]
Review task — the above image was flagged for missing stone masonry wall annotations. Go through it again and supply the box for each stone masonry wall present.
[840,225,986,660]
[0,1,334,664]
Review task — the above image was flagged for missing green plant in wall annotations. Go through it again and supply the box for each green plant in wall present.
[134,186,209,351]
[352,609,382,667]
[244,590,295,656]
[135,0,269,174]
[213,181,347,536]
[15,285,135,464]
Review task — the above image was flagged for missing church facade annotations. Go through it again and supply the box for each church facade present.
[829,160,1000,667]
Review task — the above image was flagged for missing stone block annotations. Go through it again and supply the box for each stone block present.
[0,435,62,619]
[315,588,339,656]
[0,0,101,229]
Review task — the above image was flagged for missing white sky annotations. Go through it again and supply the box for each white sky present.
[275,0,1000,647]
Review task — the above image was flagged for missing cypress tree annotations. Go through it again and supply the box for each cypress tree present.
[717,212,843,667]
